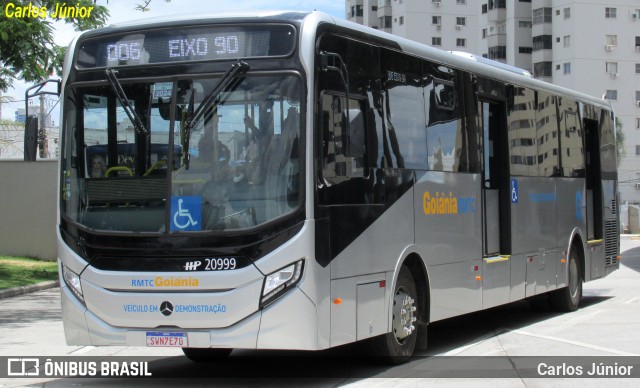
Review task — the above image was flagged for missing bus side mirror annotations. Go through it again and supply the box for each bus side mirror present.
[24,115,38,162]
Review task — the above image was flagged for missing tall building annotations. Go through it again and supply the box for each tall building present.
[478,0,533,72]
[346,0,480,54]
[346,0,640,203]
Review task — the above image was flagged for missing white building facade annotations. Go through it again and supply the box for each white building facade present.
[346,0,480,53]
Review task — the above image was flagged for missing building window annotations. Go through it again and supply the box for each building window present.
[636,145,640,156]
[489,0,506,9]
[564,8,571,19]
[519,47,532,54]
[605,90,618,100]
[399,16,404,25]
[533,35,553,51]
[606,35,618,46]
[457,0,466,4]
[379,16,392,28]
[456,17,466,26]
[488,46,506,59]
[564,62,571,74]
[482,4,488,13]
[605,8,616,18]
[606,62,618,74]
[533,62,552,77]
[636,63,640,73]
[519,21,532,28]
[563,35,571,47]
[636,118,640,129]
[636,37,640,50]
[432,37,442,46]
[482,29,487,38]
[432,16,441,25]
[636,91,640,101]
[372,6,378,11]
[533,8,552,24]
[457,38,467,47]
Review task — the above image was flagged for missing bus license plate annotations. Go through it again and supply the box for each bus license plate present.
[146,331,188,347]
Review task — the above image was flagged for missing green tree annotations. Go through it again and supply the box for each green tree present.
[0,0,109,92]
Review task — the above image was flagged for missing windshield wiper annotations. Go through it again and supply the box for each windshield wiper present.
[182,60,250,169]
[105,68,149,136]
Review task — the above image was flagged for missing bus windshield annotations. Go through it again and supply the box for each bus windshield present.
[61,74,302,233]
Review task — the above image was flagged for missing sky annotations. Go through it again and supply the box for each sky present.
[0,0,345,122]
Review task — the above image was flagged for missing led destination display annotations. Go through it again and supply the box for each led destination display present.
[76,25,295,68]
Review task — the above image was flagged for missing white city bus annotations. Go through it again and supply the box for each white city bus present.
[50,11,619,362]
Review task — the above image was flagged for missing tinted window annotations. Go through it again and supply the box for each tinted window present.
[557,96,584,177]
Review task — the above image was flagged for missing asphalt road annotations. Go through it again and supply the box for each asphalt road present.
[2,237,640,387]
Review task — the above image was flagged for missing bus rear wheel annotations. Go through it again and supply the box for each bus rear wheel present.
[182,348,232,362]
[374,266,418,364]
[549,245,583,312]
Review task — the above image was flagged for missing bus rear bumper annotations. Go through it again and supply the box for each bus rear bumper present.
[61,282,319,350]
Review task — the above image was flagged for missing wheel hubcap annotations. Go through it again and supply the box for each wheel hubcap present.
[392,287,416,343]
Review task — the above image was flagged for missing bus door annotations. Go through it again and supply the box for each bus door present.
[584,115,603,243]
[480,99,511,308]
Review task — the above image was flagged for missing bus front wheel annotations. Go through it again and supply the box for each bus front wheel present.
[374,266,418,364]
[182,347,232,362]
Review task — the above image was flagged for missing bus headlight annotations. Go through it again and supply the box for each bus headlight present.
[62,264,84,303]
[260,260,304,307]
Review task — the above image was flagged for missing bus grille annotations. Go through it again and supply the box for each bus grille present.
[604,219,618,266]
[611,199,617,215]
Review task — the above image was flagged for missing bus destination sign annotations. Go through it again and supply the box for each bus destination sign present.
[76,25,295,68]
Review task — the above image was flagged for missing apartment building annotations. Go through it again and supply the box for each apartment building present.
[346,0,480,53]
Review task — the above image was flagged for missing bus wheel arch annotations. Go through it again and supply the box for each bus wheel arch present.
[550,235,584,311]
[373,252,430,362]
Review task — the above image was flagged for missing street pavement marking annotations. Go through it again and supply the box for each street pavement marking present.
[624,297,640,304]
[68,346,96,354]
[434,326,638,357]
[505,328,639,356]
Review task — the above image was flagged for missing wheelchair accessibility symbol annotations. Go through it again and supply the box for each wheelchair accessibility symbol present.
[170,196,202,231]
[511,179,519,204]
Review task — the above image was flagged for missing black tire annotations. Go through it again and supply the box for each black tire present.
[372,266,419,364]
[182,348,232,362]
[549,245,583,312]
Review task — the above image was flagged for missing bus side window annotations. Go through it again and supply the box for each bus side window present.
[320,94,366,185]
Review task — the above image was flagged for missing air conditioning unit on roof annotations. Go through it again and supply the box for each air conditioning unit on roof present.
[610,72,618,79]
[605,44,614,51]
[434,1,441,7]
[456,25,462,30]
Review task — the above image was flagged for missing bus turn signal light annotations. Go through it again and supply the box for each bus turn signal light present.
[333,298,342,305]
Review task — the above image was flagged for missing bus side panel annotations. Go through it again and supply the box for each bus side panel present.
[328,188,415,280]
[510,177,558,298]
[327,188,414,345]
[556,178,587,287]
[414,172,483,322]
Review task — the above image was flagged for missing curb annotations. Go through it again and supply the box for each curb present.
[0,280,60,300]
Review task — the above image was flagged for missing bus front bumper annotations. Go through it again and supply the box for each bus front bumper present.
[61,281,319,350]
